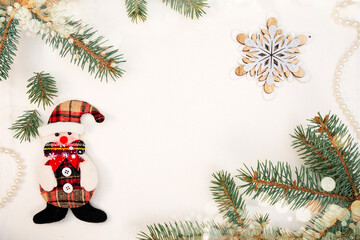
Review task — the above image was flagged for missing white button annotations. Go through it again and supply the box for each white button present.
[69,146,74,150]
[63,183,73,193]
[62,167,72,177]
[71,154,76,159]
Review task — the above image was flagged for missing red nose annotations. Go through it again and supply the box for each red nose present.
[59,136,68,144]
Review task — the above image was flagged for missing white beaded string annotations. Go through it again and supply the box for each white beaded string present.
[0,74,24,209]
[0,148,24,208]
[332,0,360,138]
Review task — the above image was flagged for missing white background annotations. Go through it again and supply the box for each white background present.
[0,0,360,239]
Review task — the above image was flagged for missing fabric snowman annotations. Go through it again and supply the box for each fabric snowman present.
[33,100,107,224]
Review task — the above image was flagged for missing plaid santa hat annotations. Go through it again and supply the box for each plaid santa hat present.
[38,100,104,136]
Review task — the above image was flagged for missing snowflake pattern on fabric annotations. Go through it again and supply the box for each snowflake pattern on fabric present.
[234,17,310,95]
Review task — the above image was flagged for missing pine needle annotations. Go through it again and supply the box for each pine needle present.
[9,110,42,143]
[0,6,20,81]
[211,170,248,229]
[237,160,351,210]
[29,7,125,82]
[138,113,360,239]
[138,221,235,240]
[162,0,209,19]
[292,113,360,198]
[26,72,58,109]
[125,0,148,23]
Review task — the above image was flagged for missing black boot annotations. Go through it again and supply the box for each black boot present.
[71,203,107,223]
[33,203,68,224]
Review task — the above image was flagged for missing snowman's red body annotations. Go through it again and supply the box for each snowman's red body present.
[40,140,94,208]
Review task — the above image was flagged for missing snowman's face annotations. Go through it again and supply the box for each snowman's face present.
[41,132,80,145]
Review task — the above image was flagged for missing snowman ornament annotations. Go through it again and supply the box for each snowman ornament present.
[33,100,107,224]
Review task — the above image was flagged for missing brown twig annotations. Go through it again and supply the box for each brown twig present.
[220,179,244,229]
[36,72,47,101]
[68,36,111,69]
[185,0,200,10]
[0,7,16,56]
[341,219,360,239]
[299,135,328,163]
[315,116,359,196]
[246,176,350,201]
[26,6,114,72]
[307,206,351,240]
[23,110,36,133]
[134,0,139,14]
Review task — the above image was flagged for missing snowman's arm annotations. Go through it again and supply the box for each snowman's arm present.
[79,154,98,191]
[39,158,57,191]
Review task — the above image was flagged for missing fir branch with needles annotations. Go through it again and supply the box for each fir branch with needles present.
[304,206,355,239]
[138,170,303,240]
[124,0,208,23]
[211,170,248,229]
[11,71,58,143]
[292,113,360,198]
[236,113,360,239]
[26,71,58,109]
[9,110,42,143]
[162,0,209,19]
[0,6,20,81]
[27,6,125,81]
[139,113,360,239]
[0,1,126,81]
[125,0,148,23]
[237,161,351,211]
[138,221,239,240]
[254,213,270,226]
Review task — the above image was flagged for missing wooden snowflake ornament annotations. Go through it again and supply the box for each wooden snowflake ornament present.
[233,17,310,97]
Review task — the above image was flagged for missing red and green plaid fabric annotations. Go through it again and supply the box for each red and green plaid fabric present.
[48,100,104,124]
[41,141,94,208]
[44,140,85,171]
[40,158,94,208]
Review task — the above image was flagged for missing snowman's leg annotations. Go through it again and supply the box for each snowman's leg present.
[33,203,68,224]
[71,203,107,223]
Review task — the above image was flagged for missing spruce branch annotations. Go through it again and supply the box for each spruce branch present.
[292,113,360,198]
[9,110,42,143]
[138,113,360,239]
[162,0,209,19]
[237,161,351,210]
[138,221,303,240]
[138,171,302,240]
[304,205,357,240]
[314,114,359,196]
[253,213,270,225]
[125,0,148,23]
[0,6,20,81]
[210,171,248,229]
[341,219,360,239]
[253,213,270,237]
[138,171,303,240]
[26,71,58,109]
[28,7,125,81]
[138,221,238,240]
